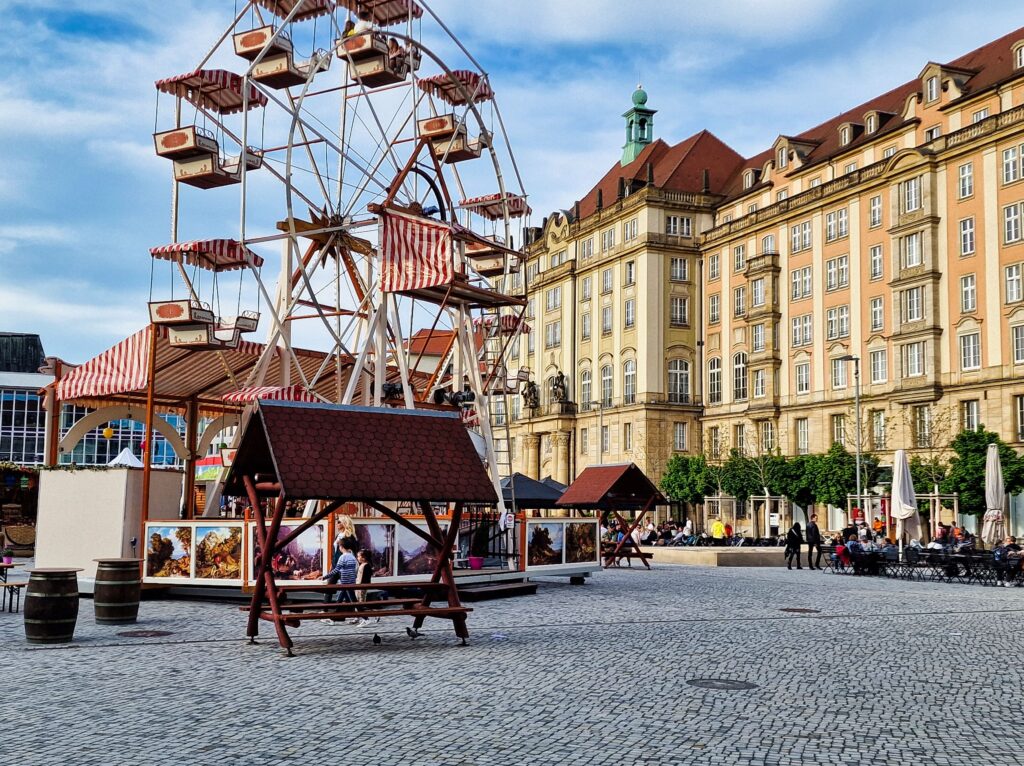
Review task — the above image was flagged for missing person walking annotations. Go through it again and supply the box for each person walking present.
[785,521,804,570]
[806,514,823,570]
[322,539,357,605]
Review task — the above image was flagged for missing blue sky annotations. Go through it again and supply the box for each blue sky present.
[1,0,1022,362]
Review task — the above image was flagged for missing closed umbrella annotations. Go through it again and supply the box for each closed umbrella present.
[891,449,922,555]
[981,443,1006,547]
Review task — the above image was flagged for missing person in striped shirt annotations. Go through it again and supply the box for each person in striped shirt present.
[323,540,357,604]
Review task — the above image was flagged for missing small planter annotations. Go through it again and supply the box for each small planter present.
[2,556,12,565]
[467,556,484,570]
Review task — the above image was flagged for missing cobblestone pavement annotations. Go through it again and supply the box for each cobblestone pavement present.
[4,562,1024,765]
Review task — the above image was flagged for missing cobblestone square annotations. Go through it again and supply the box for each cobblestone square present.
[4,564,1024,765]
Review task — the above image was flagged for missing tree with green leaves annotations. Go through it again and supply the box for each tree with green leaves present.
[811,442,858,509]
[909,454,947,497]
[660,454,711,507]
[942,427,1024,517]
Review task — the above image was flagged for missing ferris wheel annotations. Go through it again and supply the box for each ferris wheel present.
[147,0,531,514]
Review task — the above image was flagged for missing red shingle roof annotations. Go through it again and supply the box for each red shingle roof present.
[575,130,745,219]
[224,401,497,503]
[557,463,666,509]
[406,328,456,357]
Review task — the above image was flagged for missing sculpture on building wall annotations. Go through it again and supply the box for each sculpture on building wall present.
[551,371,568,403]
[522,380,540,409]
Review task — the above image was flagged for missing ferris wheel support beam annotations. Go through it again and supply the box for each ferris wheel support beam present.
[386,294,416,410]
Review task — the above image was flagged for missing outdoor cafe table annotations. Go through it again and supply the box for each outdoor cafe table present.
[0,563,22,584]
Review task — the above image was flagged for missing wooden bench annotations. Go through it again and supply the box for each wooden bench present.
[2,582,27,613]
[601,544,653,568]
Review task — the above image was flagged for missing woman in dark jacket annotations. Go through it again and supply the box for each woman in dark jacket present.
[785,522,804,570]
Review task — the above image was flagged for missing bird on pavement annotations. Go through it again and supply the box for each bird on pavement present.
[406,627,420,639]
[373,633,382,645]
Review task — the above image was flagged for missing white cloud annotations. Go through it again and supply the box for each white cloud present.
[0,283,144,345]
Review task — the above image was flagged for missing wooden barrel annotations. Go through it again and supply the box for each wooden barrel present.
[93,558,143,624]
[24,568,82,644]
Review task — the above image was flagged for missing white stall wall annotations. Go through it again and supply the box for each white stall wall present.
[36,468,183,578]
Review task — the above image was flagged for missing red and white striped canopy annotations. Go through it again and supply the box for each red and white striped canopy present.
[380,208,453,292]
[155,69,268,114]
[459,192,531,220]
[254,0,336,22]
[222,385,319,403]
[150,240,264,272]
[472,314,530,334]
[417,70,493,106]
[336,0,422,26]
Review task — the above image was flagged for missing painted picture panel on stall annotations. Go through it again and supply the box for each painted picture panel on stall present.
[251,523,325,582]
[195,525,243,581]
[355,523,396,578]
[527,522,564,566]
[396,524,446,577]
[565,522,599,564]
[146,525,192,578]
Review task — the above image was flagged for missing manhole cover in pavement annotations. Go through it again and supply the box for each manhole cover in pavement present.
[686,678,759,691]
[780,607,820,614]
[116,630,174,638]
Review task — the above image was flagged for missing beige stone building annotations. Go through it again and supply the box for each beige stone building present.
[509,27,1024,499]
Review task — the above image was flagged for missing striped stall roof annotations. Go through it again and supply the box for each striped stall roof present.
[380,208,453,292]
[155,69,268,114]
[336,0,422,26]
[417,70,493,106]
[149,239,264,272]
[253,0,336,21]
[458,193,530,220]
[222,385,320,403]
[472,314,530,334]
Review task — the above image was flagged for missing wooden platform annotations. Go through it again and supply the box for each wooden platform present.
[457,581,537,602]
[638,546,786,567]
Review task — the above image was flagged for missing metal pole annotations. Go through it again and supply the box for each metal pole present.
[598,401,604,466]
[853,357,863,528]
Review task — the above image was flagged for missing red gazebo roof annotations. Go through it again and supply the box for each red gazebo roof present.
[557,463,666,510]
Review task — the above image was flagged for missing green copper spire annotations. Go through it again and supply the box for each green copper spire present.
[621,84,656,166]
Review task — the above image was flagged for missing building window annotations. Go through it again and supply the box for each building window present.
[844,162,857,175]
[869,245,883,280]
[670,257,688,282]
[790,221,812,252]
[1013,325,1024,364]
[550,250,567,269]
[666,215,692,237]
[527,329,535,354]
[708,254,720,280]
[624,261,636,285]
[825,255,849,291]
[623,422,632,452]
[760,420,775,451]
[959,162,974,198]
[708,426,721,458]
[1007,264,1023,303]
[752,323,765,352]
[670,296,689,327]
[960,218,976,257]
[493,398,506,426]
[733,353,748,401]
[623,219,638,243]
[791,314,812,348]
[581,276,592,301]
[601,228,615,252]
[601,425,610,454]
[734,423,746,452]
[825,209,848,241]
[973,108,990,123]
[901,287,923,323]
[580,238,594,260]
[671,422,687,451]
[913,405,931,447]
[870,297,884,331]
[545,286,561,312]
[883,146,897,159]
[0,388,46,465]
[1004,203,1023,244]
[826,305,850,340]
[601,268,613,293]
[580,370,591,409]
[580,427,589,454]
[777,146,788,169]
[751,277,766,307]
[544,321,561,349]
[748,204,758,215]
[733,286,746,317]
[901,177,922,213]
[961,274,977,313]
[1017,45,1024,70]
[733,245,746,272]
[790,266,812,300]
[581,313,591,340]
[810,178,821,188]
[962,399,980,431]
[624,299,636,329]
[870,349,887,384]
[831,358,848,390]
[903,341,925,377]
[1017,396,1024,441]
[869,195,882,228]
[708,358,722,405]
[753,369,766,398]
[796,418,809,455]
[600,365,613,407]
[925,75,939,102]
[623,360,636,404]
[924,125,941,142]
[795,362,810,394]
[668,360,690,404]
[1003,146,1021,185]
[959,332,981,371]
[761,234,776,254]
[900,232,923,268]
[777,189,789,202]
[871,410,886,449]
[743,170,755,189]
[840,126,850,145]
[866,114,877,133]
[709,294,720,324]
[831,414,846,446]
[601,306,613,335]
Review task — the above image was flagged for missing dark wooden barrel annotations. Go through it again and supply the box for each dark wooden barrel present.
[93,558,142,624]
[24,568,82,644]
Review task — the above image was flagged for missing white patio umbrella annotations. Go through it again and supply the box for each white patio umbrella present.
[891,449,922,555]
[981,443,1006,547]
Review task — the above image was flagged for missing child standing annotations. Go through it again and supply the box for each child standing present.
[354,549,379,626]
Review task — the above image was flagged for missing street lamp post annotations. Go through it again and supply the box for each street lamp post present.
[839,354,862,525]
[589,400,604,465]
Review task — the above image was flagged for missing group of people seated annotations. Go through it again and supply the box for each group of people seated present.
[341,14,413,69]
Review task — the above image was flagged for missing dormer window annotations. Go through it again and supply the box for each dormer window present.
[743,169,755,189]
[866,114,877,133]
[1016,43,1024,70]
[926,75,939,102]
[777,146,788,169]
[840,126,851,146]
